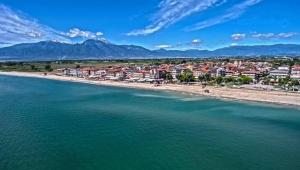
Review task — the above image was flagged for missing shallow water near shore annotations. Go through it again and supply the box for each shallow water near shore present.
[1,75,300,170]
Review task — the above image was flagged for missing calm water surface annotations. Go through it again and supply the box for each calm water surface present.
[0,75,300,170]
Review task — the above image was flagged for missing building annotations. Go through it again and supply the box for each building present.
[291,66,300,80]
[216,68,226,77]
[242,70,259,79]
[193,69,204,78]
[81,67,98,77]
[269,67,290,79]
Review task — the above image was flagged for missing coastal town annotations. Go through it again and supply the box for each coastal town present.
[51,58,300,92]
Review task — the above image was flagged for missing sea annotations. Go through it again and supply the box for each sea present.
[0,75,300,170]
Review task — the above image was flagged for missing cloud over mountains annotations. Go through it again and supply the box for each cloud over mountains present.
[0,5,104,46]
[0,5,68,46]
[231,32,298,41]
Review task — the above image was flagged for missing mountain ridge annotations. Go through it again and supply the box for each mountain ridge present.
[0,40,299,60]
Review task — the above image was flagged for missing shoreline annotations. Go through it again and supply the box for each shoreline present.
[1,71,300,107]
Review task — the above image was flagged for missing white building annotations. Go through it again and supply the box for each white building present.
[171,68,183,80]
[291,66,300,80]
[216,68,226,77]
[269,67,289,78]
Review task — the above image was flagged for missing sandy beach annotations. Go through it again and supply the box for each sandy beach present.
[1,71,300,107]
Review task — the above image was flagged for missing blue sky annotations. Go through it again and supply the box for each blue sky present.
[0,0,299,49]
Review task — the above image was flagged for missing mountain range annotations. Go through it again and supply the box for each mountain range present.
[0,39,300,61]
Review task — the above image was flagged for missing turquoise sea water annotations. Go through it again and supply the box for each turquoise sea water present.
[0,75,300,170]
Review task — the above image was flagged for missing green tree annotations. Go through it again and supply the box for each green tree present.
[198,75,205,83]
[178,69,195,83]
[224,76,235,83]
[165,73,173,81]
[288,79,298,86]
[203,73,212,82]
[239,75,253,84]
[30,65,36,70]
[278,77,292,87]
[262,76,271,85]
[159,71,167,79]
[45,64,53,72]
[215,76,223,85]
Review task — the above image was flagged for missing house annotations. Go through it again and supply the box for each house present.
[291,65,300,80]
[144,71,154,79]
[95,70,106,77]
[209,67,218,77]
[61,68,82,77]
[225,70,237,77]
[269,66,290,79]
[171,68,182,80]
[216,68,226,77]
[242,70,259,79]
[234,60,242,67]
[81,67,98,77]
[132,72,145,79]
[193,69,205,78]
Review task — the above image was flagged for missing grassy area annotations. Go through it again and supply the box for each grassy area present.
[0,59,200,72]
[1,57,299,72]
[0,60,141,72]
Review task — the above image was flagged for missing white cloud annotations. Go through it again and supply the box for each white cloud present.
[231,33,246,40]
[230,43,239,46]
[155,39,203,49]
[0,4,69,46]
[277,32,297,38]
[192,39,201,45]
[0,4,105,46]
[63,28,104,39]
[186,0,263,31]
[96,32,103,36]
[155,44,172,49]
[192,39,201,43]
[251,32,298,39]
[251,33,274,39]
[127,0,224,36]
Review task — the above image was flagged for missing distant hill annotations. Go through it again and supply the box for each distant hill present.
[212,44,300,56]
[0,40,299,60]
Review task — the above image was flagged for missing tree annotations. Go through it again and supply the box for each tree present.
[215,76,223,85]
[224,76,235,83]
[176,74,181,81]
[45,64,53,72]
[159,71,167,79]
[75,64,81,69]
[198,75,205,83]
[239,75,253,84]
[178,69,195,83]
[30,65,36,70]
[180,60,187,64]
[262,76,271,85]
[203,73,212,82]
[165,73,173,81]
[278,78,289,86]
[288,79,299,86]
